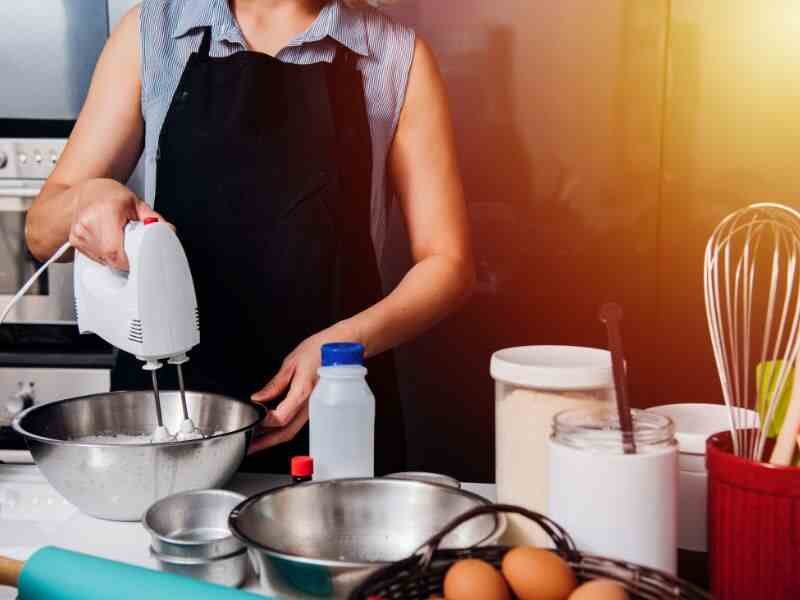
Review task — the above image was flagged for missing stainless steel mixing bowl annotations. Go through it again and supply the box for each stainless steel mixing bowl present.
[12,391,265,521]
[229,478,505,597]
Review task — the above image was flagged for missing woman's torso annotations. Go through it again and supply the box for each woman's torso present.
[138,0,415,262]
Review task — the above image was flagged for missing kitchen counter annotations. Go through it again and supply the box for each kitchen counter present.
[0,464,495,599]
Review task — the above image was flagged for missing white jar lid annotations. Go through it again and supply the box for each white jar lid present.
[490,346,613,391]
[646,403,759,455]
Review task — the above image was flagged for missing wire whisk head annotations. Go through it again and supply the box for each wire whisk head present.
[704,203,800,460]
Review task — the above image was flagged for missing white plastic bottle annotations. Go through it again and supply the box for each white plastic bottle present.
[309,343,375,480]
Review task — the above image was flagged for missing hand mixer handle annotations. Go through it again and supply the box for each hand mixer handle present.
[74,219,199,360]
[74,221,145,300]
[73,220,148,349]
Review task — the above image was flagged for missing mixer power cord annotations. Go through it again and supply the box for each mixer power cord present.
[0,241,72,325]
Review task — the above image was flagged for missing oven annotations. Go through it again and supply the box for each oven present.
[0,130,73,325]
[0,1,109,324]
[0,2,122,462]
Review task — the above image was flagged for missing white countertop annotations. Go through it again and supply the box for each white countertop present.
[0,465,494,599]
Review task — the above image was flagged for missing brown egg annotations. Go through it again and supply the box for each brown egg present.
[568,579,629,600]
[443,558,510,600]
[501,546,577,600]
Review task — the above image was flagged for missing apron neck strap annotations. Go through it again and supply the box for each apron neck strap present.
[333,45,358,71]
[198,26,212,58]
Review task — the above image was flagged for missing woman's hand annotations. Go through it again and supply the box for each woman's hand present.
[69,178,166,270]
[248,321,359,454]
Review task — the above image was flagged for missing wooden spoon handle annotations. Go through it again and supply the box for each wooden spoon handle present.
[0,555,23,589]
[770,356,800,465]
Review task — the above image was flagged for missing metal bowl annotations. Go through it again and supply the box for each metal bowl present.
[229,478,505,597]
[12,391,265,521]
[149,546,252,588]
[385,472,461,488]
[143,489,247,559]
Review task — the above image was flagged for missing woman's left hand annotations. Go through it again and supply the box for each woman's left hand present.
[248,322,358,454]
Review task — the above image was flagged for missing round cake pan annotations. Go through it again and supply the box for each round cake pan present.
[143,489,247,559]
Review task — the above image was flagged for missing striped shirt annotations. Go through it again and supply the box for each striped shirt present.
[139,0,416,261]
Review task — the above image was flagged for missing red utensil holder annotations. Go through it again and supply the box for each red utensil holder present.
[707,430,800,600]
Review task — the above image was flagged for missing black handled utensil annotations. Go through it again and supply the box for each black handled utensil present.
[599,302,636,454]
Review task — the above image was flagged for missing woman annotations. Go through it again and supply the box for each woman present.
[25,0,473,474]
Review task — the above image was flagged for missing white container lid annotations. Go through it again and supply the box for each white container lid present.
[490,346,613,391]
[646,403,759,455]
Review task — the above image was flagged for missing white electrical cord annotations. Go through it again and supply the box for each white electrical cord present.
[0,240,72,325]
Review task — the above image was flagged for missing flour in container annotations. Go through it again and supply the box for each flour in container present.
[491,346,614,547]
[496,388,609,546]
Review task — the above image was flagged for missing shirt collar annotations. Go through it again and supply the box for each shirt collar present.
[172,0,369,57]
[172,0,238,43]
[288,1,369,57]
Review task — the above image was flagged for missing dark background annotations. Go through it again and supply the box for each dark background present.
[380,1,800,482]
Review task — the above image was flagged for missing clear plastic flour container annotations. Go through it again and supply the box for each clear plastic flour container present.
[491,346,614,546]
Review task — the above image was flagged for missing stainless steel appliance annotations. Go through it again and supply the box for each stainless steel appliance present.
[0,2,108,324]
[0,2,118,461]
[0,134,72,324]
[0,367,110,464]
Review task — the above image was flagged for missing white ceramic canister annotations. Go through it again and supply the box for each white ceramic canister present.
[491,346,614,546]
[548,407,678,574]
[645,403,759,553]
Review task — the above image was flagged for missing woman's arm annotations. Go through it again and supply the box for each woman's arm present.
[251,37,474,450]
[346,37,475,355]
[25,5,163,269]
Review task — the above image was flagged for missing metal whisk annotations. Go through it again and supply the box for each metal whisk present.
[704,203,800,461]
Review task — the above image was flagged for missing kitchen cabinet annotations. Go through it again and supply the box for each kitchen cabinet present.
[387,1,800,482]
[385,1,668,482]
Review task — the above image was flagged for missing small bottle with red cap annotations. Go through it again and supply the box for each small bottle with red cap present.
[291,456,314,484]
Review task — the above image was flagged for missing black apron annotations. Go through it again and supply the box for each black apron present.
[112,27,406,475]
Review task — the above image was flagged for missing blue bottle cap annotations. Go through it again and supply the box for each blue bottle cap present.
[321,343,364,366]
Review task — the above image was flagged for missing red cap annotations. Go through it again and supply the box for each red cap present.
[291,456,314,477]
[143,217,159,225]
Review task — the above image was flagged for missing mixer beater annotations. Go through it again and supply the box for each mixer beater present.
[145,357,200,442]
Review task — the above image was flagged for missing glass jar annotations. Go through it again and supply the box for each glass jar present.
[548,407,678,573]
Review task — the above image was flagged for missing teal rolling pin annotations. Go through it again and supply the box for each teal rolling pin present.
[0,547,271,599]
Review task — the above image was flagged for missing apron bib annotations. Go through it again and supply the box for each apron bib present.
[112,27,406,474]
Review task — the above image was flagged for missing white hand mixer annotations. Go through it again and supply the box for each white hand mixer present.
[1,218,201,442]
